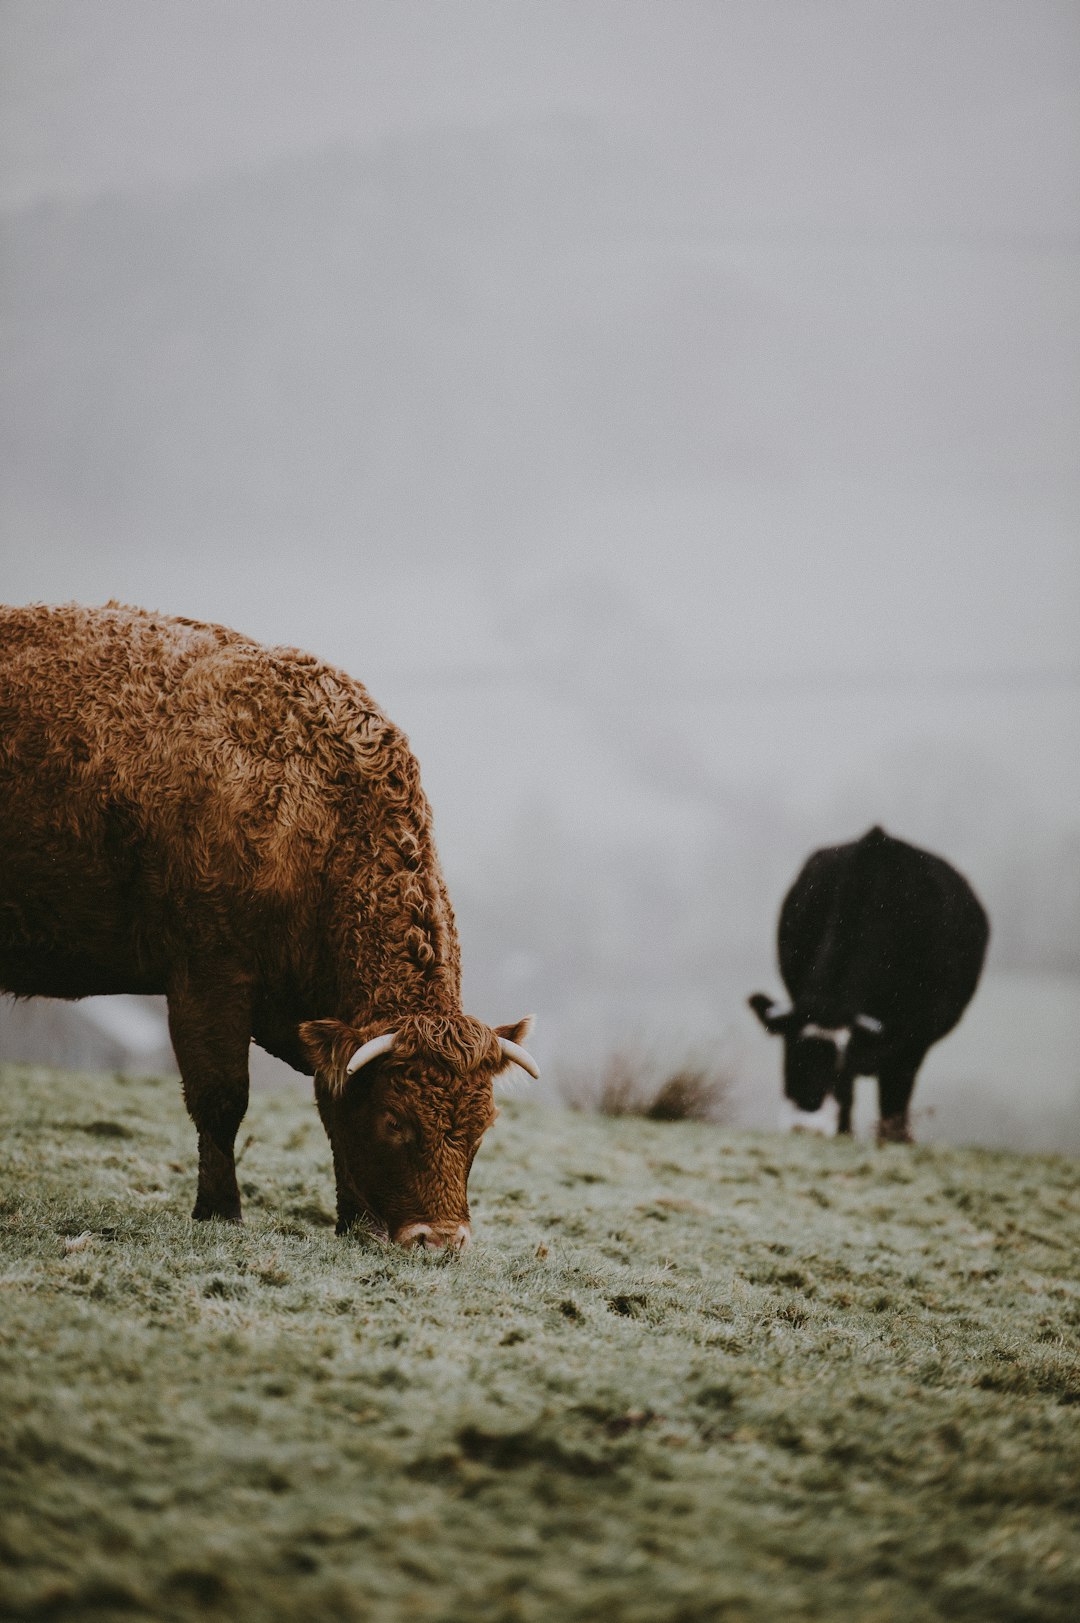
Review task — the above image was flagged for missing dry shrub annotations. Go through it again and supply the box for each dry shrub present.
[559,1048,733,1124]
[646,1067,728,1122]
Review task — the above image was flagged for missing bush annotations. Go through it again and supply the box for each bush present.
[559,1047,733,1123]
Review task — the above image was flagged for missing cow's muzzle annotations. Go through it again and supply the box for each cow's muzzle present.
[394,1221,471,1253]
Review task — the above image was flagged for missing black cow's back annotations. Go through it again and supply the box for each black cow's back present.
[778,826,989,1052]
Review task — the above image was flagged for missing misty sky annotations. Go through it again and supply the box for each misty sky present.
[2,0,1078,869]
[2,2,1077,227]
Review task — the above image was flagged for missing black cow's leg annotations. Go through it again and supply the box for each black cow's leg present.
[168,965,252,1222]
[876,1062,918,1145]
[835,1073,854,1136]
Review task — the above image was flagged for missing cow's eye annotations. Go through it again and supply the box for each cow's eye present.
[378,1112,412,1144]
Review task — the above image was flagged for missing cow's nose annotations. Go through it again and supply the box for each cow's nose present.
[395,1222,471,1253]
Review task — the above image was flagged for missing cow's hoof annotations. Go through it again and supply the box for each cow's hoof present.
[192,1205,243,1224]
[876,1115,913,1145]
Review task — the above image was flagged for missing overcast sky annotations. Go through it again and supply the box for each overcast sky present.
[2,1,1078,228]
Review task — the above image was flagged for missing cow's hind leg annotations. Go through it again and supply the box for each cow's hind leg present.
[168,965,252,1222]
[876,1061,918,1145]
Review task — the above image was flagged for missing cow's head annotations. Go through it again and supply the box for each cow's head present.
[299,1012,536,1250]
[748,994,883,1114]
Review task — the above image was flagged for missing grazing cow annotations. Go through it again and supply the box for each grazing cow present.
[0,602,537,1247]
[748,826,988,1143]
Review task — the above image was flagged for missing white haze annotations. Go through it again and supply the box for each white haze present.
[1,2,1078,1141]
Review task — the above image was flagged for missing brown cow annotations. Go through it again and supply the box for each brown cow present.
[0,602,537,1248]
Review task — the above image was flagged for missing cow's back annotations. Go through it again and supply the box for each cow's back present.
[0,602,397,998]
[778,826,988,1043]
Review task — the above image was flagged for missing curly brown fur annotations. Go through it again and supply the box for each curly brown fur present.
[0,602,529,1240]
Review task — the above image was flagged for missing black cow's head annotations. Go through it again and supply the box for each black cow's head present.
[748,994,884,1114]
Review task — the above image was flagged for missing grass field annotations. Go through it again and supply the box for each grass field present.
[1,1063,1078,1623]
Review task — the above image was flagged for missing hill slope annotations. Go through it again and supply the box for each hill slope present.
[1,1064,1078,1622]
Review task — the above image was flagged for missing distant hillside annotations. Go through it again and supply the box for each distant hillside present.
[3,119,1073,559]
[1,122,753,552]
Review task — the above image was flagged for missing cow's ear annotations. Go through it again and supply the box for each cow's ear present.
[747,994,796,1036]
[299,1019,361,1095]
[495,1015,534,1047]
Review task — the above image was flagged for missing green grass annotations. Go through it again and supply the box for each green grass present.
[1,1064,1079,1623]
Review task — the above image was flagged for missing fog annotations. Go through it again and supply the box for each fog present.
[2,2,1078,1143]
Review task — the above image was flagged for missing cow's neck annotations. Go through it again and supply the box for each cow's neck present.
[329,820,462,1030]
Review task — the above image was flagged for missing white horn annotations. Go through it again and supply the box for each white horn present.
[499,1037,540,1080]
[854,1014,883,1034]
[345,1031,399,1076]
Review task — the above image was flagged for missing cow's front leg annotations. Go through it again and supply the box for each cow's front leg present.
[313,1087,368,1236]
[834,1073,854,1136]
[168,964,253,1222]
[876,1062,918,1145]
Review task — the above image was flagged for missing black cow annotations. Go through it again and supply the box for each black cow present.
[749,826,989,1142]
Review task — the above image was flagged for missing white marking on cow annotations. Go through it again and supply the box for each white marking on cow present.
[800,1023,853,1062]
